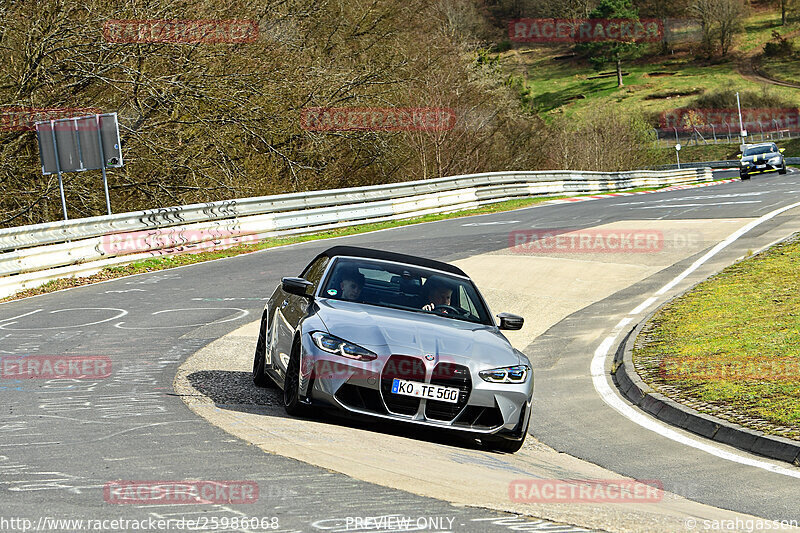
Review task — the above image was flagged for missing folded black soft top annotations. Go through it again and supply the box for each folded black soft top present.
[314,246,466,277]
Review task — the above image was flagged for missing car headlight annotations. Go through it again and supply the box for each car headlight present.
[311,332,377,361]
[479,365,529,384]
[769,156,782,165]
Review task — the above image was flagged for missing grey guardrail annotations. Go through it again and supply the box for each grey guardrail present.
[613,305,800,466]
[0,168,712,299]
[655,157,800,171]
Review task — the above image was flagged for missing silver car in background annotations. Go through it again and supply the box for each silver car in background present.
[252,246,532,452]
[739,142,787,180]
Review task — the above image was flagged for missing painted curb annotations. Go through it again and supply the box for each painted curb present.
[612,305,800,466]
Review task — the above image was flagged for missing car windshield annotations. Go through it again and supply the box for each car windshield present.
[320,257,493,325]
[743,146,777,156]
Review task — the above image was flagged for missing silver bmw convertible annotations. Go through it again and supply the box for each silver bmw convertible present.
[252,246,532,452]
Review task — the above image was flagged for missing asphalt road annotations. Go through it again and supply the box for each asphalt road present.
[2,168,799,532]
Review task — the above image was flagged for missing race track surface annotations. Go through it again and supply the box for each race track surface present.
[2,169,800,532]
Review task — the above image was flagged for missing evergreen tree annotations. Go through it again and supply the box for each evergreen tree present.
[577,0,645,87]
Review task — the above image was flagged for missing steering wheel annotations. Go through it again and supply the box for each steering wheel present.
[432,304,463,315]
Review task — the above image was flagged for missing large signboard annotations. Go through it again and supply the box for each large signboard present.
[35,113,123,175]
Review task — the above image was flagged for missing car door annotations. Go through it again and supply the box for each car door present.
[272,256,330,381]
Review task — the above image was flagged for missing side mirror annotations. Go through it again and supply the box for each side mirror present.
[497,313,524,330]
[282,277,314,298]
[779,148,786,153]
[737,154,742,159]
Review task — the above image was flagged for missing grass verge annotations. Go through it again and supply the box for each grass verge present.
[1,182,718,303]
[633,235,800,439]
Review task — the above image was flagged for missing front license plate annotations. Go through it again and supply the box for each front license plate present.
[391,378,459,403]
[757,165,767,169]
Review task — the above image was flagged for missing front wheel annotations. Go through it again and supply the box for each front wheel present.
[780,165,787,175]
[740,172,750,180]
[283,341,310,416]
[252,318,276,388]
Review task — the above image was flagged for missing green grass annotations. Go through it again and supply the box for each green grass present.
[501,12,800,123]
[1,181,714,303]
[634,236,800,438]
[738,11,795,53]
[760,53,800,85]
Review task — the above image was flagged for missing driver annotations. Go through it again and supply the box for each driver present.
[421,277,453,312]
[338,268,364,301]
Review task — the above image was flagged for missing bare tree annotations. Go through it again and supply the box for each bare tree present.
[690,0,744,57]
[777,0,794,25]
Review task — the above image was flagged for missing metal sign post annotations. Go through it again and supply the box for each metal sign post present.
[35,112,123,221]
[95,114,112,215]
[48,119,69,221]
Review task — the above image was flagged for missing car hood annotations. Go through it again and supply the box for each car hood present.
[314,299,523,368]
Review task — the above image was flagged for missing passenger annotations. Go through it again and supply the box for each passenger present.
[421,277,453,312]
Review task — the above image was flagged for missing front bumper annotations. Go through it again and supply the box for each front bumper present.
[741,161,784,175]
[298,337,533,436]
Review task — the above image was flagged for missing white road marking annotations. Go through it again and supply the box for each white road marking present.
[629,297,657,316]
[0,308,128,330]
[114,308,249,329]
[614,317,633,330]
[104,289,146,294]
[592,199,800,476]
[655,200,800,297]
[0,309,42,324]
[462,220,519,226]
[591,327,800,479]
[633,201,762,209]
[618,192,770,205]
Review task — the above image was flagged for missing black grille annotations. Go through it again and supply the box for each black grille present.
[454,404,504,429]
[335,384,387,414]
[380,355,425,415]
[425,362,471,421]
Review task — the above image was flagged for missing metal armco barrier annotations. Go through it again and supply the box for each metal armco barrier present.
[0,168,712,299]
[655,157,800,171]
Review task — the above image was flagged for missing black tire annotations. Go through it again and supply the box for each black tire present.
[780,165,787,175]
[740,172,750,180]
[283,339,309,416]
[252,317,276,388]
